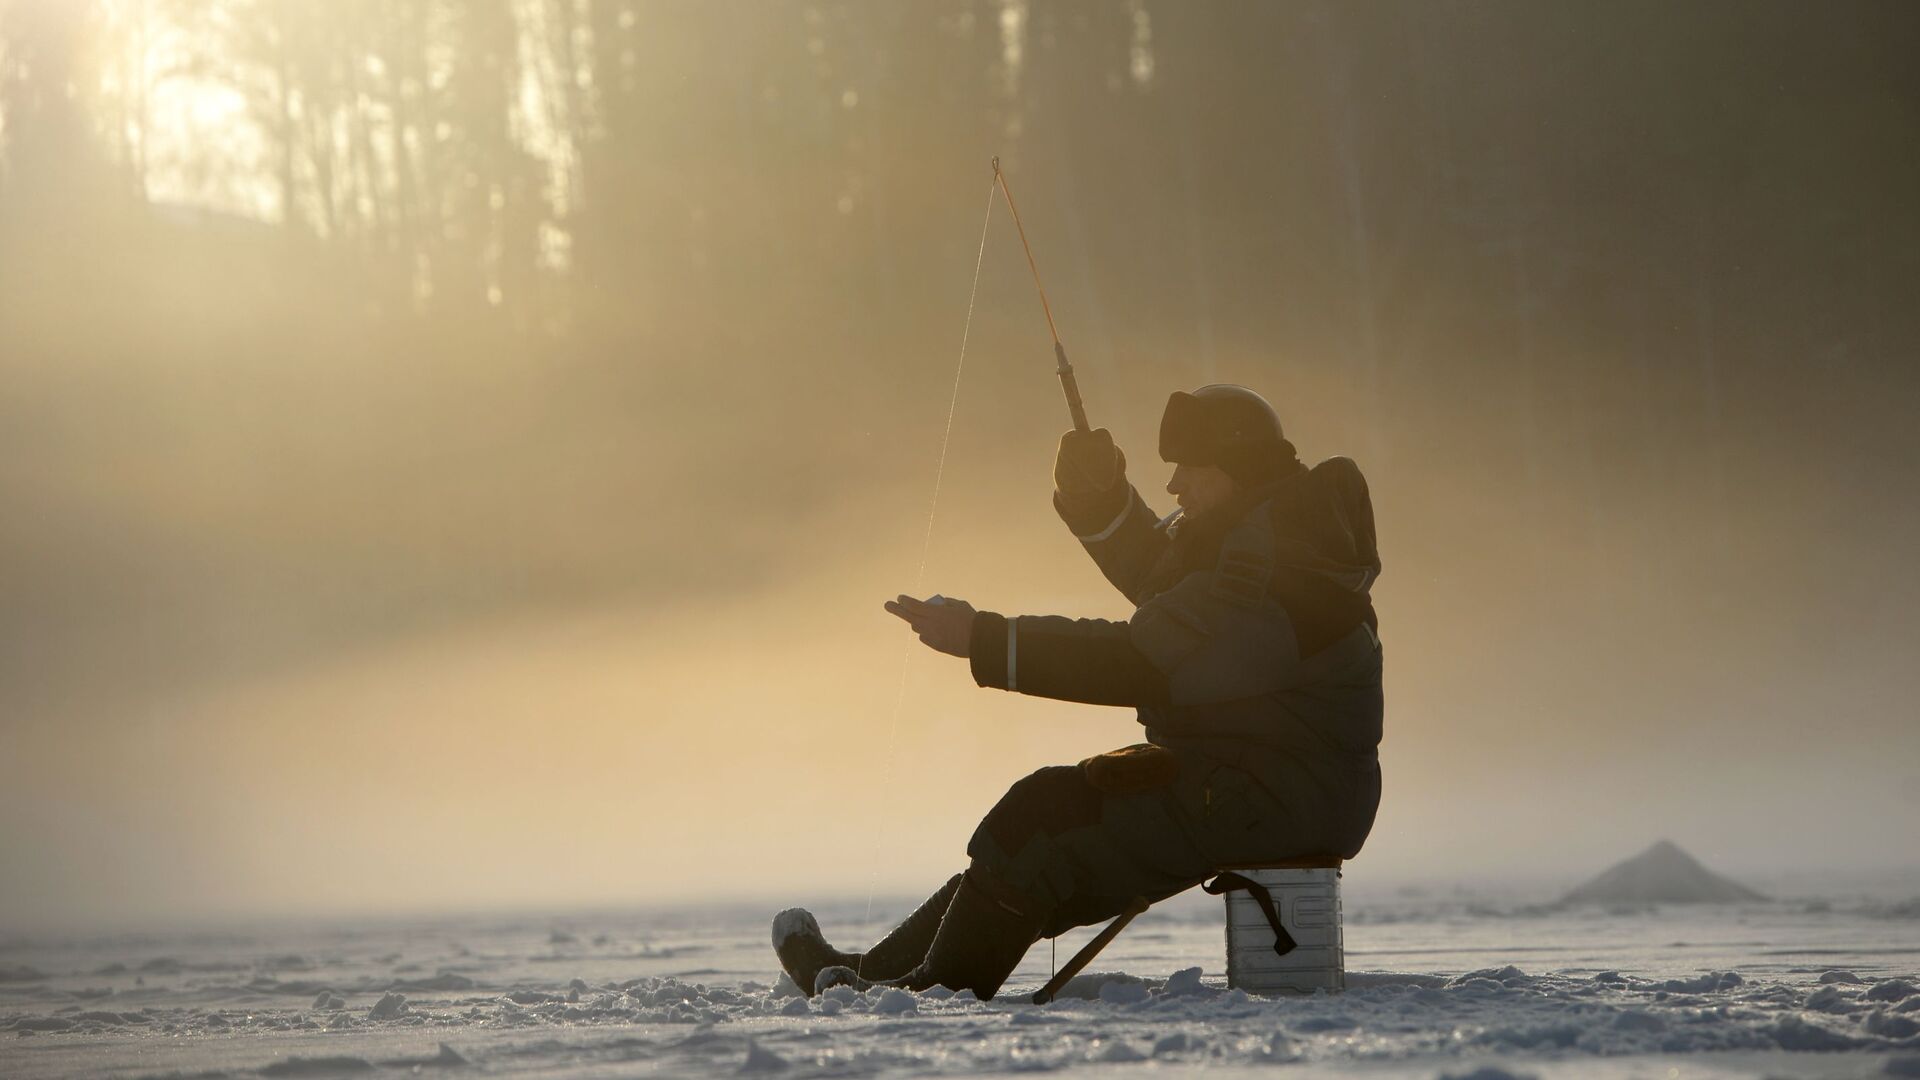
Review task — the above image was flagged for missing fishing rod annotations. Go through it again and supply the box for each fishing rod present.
[991,156,1090,433]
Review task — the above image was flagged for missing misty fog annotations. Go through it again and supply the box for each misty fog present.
[2,1,1917,929]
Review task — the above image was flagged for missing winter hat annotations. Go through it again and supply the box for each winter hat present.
[1158,383,1300,486]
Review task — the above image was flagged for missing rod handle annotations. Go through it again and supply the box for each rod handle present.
[1055,342,1090,433]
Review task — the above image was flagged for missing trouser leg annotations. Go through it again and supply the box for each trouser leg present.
[964,763,1210,937]
[819,865,1042,1002]
[855,872,963,981]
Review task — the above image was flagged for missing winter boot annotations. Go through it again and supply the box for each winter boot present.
[816,868,1043,1001]
[771,873,964,996]
[770,909,856,997]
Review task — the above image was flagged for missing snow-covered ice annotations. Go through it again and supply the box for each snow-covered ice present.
[3,882,1919,1078]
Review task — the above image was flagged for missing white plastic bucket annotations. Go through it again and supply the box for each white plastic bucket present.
[1222,865,1345,994]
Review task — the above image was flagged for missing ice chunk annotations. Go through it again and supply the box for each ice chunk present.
[872,988,916,1015]
[367,992,408,1020]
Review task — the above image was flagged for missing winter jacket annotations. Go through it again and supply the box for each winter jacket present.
[967,458,1384,859]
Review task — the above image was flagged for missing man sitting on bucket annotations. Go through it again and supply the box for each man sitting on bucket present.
[773,383,1383,1000]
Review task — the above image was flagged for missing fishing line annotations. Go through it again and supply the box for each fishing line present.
[854,177,998,977]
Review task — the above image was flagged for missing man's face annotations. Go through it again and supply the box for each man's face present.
[1166,462,1236,518]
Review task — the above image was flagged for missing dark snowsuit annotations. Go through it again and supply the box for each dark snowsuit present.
[964,459,1383,937]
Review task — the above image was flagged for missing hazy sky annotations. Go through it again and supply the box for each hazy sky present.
[2,1,1917,930]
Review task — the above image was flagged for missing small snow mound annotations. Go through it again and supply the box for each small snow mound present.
[778,996,810,1016]
[1658,971,1743,993]
[1773,1015,1860,1051]
[1152,1032,1193,1057]
[431,1043,467,1066]
[1449,966,1527,987]
[770,908,821,948]
[814,966,860,996]
[1868,980,1919,1003]
[1806,985,1849,1012]
[872,988,916,1015]
[1821,969,1867,984]
[769,973,803,999]
[259,1055,376,1076]
[1051,970,1147,1001]
[1294,1013,1359,1033]
[740,1039,789,1073]
[1099,980,1151,1005]
[1091,1038,1146,1062]
[1259,1031,1299,1063]
[367,991,409,1019]
[1161,967,1205,996]
[1867,1010,1920,1039]
[1610,1009,1667,1033]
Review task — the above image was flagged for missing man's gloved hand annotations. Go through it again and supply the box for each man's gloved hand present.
[1053,427,1127,497]
[884,594,976,658]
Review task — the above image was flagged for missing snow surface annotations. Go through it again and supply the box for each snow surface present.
[3,884,1919,1078]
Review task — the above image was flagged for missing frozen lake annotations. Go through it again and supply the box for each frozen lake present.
[4,882,1919,1078]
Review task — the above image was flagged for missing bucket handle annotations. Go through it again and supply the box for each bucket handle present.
[1204,872,1299,957]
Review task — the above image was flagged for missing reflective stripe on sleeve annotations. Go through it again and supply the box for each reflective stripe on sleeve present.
[1075,496,1135,543]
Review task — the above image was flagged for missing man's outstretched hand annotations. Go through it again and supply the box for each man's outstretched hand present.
[884,594,976,658]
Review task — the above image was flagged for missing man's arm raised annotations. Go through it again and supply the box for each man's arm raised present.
[1053,428,1171,604]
